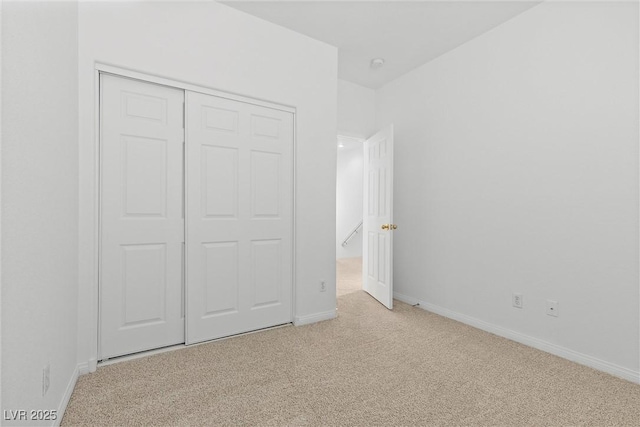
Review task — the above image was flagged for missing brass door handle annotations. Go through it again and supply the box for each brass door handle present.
[381,224,398,230]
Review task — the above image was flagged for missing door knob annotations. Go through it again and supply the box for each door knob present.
[392,224,398,230]
[381,224,390,230]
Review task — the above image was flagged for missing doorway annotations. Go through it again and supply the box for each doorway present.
[335,126,396,307]
[335,135,364,297]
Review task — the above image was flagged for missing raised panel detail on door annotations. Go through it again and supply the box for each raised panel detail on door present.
[122,91,167,123]
[121,244,166,327]
[378,168,387,216]
[368,170,377,216]
[251,151,280,218]
[201,146,238,218]
[377,235,386,284]
[202,242,239,317]
[251,239,281,308]
[203,106,239,133]
[122,135,167,217]
[186,91,293,345]
[252,114,280,139]
[100,74,185,359]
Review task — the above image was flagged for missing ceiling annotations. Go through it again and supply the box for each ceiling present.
[220,1,541,89]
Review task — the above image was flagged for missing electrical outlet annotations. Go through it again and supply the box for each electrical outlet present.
[546,300,559,317]
[42,363,50,396]
[320,280,327,292]
[512,293,523,308]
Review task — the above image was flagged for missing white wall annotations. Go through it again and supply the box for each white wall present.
[377,1,640,378]
[77,1,338,367]
[1,0,79,421]
[336,146,364,258]
[337,79,375,139]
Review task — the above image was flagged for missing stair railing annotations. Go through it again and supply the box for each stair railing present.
[341,220,363,247]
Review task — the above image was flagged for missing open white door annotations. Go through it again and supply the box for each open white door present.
[362,125,395,309]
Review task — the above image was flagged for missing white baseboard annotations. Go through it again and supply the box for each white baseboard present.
[53,364,80,427]
[293,309,337,326]
[88,357,97,373]
[77,360,91,376]
[394,292,640,384]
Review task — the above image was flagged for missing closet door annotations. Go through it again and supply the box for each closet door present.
[100,75,185,359]
[185,92,293,344]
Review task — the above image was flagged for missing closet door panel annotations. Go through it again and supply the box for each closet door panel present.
[100,75,185,359]
[186,92,293,344]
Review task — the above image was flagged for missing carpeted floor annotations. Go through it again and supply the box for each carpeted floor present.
[62,257,640,426]
[336,257,362,296]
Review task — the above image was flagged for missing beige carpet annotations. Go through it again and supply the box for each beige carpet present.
[336,257,362,296]
[63,258,640,426]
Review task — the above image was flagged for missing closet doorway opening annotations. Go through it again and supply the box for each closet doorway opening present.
[98,70,296,361]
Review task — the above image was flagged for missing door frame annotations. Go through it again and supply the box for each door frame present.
[91,63,298,362]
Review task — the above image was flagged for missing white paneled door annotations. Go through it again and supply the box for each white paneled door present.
[100,75,185,359]
[362,125,395,309]
[185,92,293,345]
